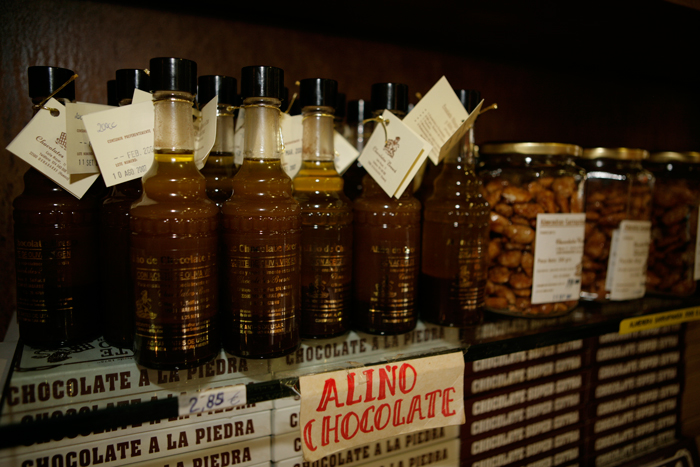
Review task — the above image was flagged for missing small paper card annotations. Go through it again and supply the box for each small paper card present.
[281,113,303,179]
[334,130,360,175]
[132,88,152,104]
[66,102,112,175]
[606,220,652,301]
[358,110,432,198]
[233,108,245,166]
[403,76,471,165]
[82,100,155,187]
[299,352,465,461]
[194,95,218,169]
[6,98,100,199]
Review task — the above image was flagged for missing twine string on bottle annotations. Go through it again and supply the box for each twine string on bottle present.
[33,73,78,116]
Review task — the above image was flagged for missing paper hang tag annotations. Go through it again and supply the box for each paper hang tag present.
[403,76,480,165]
[132,88,153,104]
[281,113,303,179]
[233,107,245,166]
[333,130,360,175]
[66,102,113,175]
[82,100,155,187]
[358,110,432,199]
[194,95,218,170]
[6,98,100,199]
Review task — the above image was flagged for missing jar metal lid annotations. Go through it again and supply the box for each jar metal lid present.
[581,147,649,161]
[649,151,700,164]
[480,142,582,157]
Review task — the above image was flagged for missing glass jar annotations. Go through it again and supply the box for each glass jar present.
[479,142,586,317]
[577,148,654,301]
[644,152,700,297]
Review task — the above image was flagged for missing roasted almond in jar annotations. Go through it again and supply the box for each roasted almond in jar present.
[644,152,700,297]
[578,148,654,301]
[479,142,586,317]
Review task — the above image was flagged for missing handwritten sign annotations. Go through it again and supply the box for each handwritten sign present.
[619,307,700,334]
[178,384,247,416]
[299,352,465,461]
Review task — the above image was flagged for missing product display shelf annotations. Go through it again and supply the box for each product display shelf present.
[0,295,698,451]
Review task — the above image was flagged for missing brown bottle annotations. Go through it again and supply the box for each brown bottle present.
[130,58,219,369]
[353,83,421,335]
[420,90,489,327]
[100,69,149,348]
[13,66,101,348]
[222,66,301,358]
[293,79,353,338]
[198,75,238,207]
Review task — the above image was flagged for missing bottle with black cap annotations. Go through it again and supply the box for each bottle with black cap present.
[130,57,219,369]
[293,78,352,338]
[352,82,421,335]
[222,65,301,358]
[13,66,101,348]
[99,69,149,348]
[342,98,373,200]
[198,75,238,207]
[420,89,489,327]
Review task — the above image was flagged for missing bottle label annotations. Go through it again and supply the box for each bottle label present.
[453,244,487,309]
[368,245,419,322]
[228,239,300,335]
[66,102,112,175]
[6,98,99,198]
[301,242,352,320]
[605,220,652,300]
[132,248,217,352]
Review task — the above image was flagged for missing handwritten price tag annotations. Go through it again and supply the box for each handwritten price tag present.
[178,384,247,416]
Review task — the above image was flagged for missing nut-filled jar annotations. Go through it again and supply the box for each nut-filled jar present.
[479,142,586,317]
[578,148,654,301]
[644,152,700,297]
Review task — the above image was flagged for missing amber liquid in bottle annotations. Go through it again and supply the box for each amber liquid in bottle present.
[353,175,421,335]
[100,178,142,348]
[222,97,301,358]
[130,91,220,369]
[201,107,237,206]
[420,128,489,326]
[293,106,353,338]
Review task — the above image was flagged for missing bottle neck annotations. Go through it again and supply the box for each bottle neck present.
[213,104,235,154]
[445,126,476,168]
[302,105,335,162]
[153,90,195,156]
[243,97,282,160]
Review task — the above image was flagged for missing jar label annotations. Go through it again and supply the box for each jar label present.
[531,213,586,304]
[605,220,652,300]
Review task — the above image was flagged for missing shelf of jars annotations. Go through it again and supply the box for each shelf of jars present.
[0,295,697,450]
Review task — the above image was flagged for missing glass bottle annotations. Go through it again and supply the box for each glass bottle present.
[293,78,353,338]
[222,66,301,358]
[13,66,101,348]
[420,90,489,327]
[130,57,219,369]
[342,99,373,200]
[353,83,421,335]
[99,69,149,348]
[198,75,238,207]
[333,92,346,134]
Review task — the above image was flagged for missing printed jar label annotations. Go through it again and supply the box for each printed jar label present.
[531,214,585,305]
[606,220,652,300]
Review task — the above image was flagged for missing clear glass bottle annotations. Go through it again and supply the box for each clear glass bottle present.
[353,83,421,335]
[130,58,219,369]
[99,69,149,348]
[577,148,654,301]
[222,66,301,358]
[342,99,373,200]
[293,78,353,338]
[198,75,238,207]
[420,90,489,327]
[13,66,101,348]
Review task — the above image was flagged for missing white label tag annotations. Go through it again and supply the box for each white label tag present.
[531,213,586,304]
[333,130,360,175]
[695,207,700,281]
[281,113,303,179]
[6,98,99,198]
[299,352,465,462]
[358,110,432,198]
[234,107,245,166]
[66,102,112,175]
[178,384,247,416]
[605,229,620,292]
[82,101,155,187]
[194,96,218,169]
[132,88,153,104]
[607,220,651,300]
[403,76,473,165]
